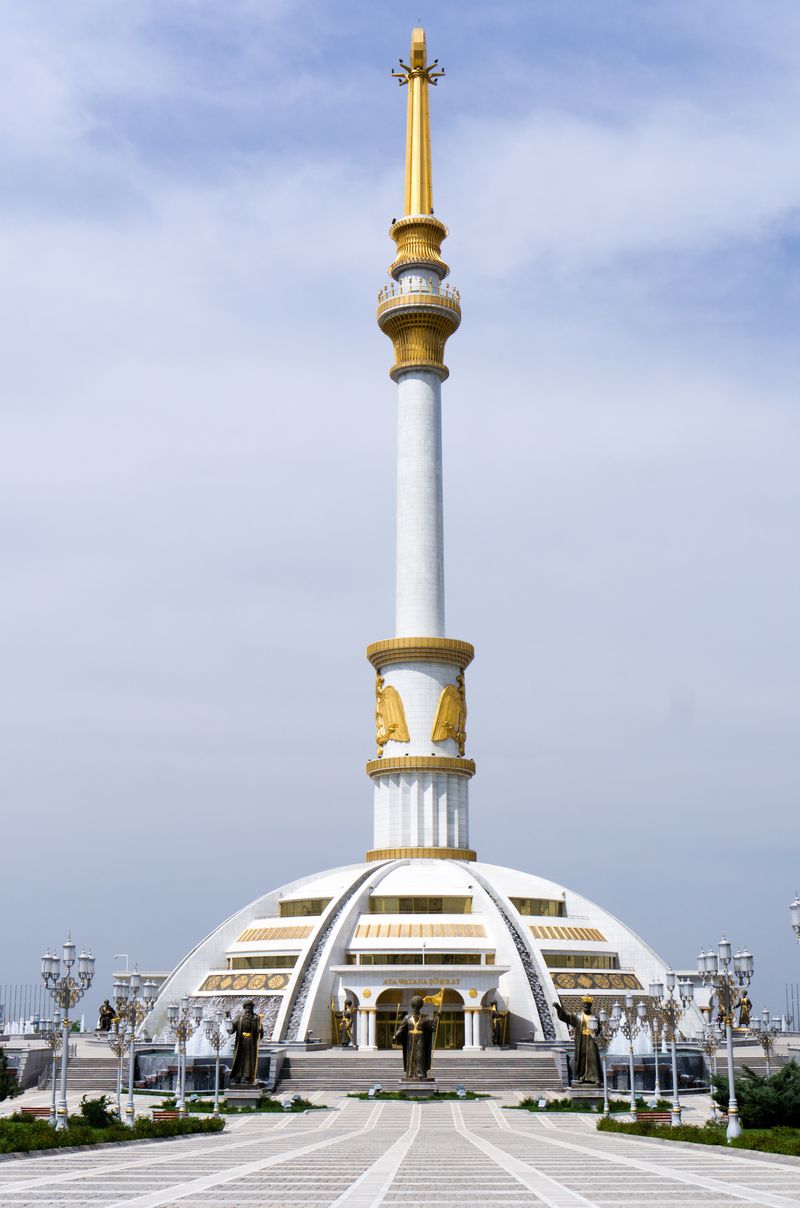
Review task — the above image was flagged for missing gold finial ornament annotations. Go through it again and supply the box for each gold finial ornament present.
[431,672,467,756]
[375,675,410,755]
[391,28,444,217]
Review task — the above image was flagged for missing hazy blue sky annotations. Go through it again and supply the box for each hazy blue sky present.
[2,1,799,1021]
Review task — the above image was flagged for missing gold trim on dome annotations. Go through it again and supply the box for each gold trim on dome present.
[367,637,474,670]
[365,846,477,863]
[355,921,484,938]
[366,756,475,779]
[530,924,606,942]
[236,925,313,943]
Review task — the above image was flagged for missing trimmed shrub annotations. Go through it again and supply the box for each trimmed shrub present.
[0,1114,224,1154]
[712,1063,800,1129]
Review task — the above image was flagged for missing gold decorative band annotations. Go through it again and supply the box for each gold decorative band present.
[377,295,460,382]
[366,846,477,863]
[388,215,449,277]
[367,636,474,671]
[366,756,476,779]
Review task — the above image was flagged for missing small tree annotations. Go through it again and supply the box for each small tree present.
[0,1047,21,1101]
[713,1062,800,1129]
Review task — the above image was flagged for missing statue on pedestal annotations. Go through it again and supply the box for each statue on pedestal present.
[394,994,438,1079]
[490,1001,509,1046]
[737,991,752,1029]
[337,1000,356,1047]
[226,1001,263,1085]
[97,1000,116,1032]
[553,995,601,1085]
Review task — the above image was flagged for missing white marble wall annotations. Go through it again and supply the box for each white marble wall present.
[373,770,469,849]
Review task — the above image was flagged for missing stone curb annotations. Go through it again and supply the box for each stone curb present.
[606,1130,800,1167]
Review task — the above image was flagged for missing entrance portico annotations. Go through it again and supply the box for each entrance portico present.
[332,964,508,1051]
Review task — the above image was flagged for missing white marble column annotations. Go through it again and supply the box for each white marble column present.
[367,1009,377,1050]
[395,369,445,637]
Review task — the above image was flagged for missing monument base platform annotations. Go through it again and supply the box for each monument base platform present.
[398,1077,437,1099]
[225,1086,262,1110]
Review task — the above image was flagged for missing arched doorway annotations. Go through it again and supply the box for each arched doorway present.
[374,988,466,1050]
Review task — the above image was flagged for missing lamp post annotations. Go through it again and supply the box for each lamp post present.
[115,970,157,1127]
[590,1008,614,1118]
[790,896,800,943]
[650,973,694,1127]
[106,1017,129,1119]
[750,1007,780,1077]
[698,937,753,1141]
[167,997,202,1118]
[41,936,95,1129]
[204,1012,227,1117]
[610,994,647,1119]
[648,1013,662,1107]
[39,1013,62,1126]
[699,1019,722,1121]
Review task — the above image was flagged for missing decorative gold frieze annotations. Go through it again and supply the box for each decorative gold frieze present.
[551,971,643,992]
[200,972,290,993]
[366,756,475,779]
[530,925,606,942]
[375,675,409,756]
[366,845,477,862]
[355,921,485,939]
[236,925,313,943]
[431,673,467,755]
[367,637,474,671]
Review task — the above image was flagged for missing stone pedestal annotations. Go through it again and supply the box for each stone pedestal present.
[399,1077,437,1099]
[225,1086,262,1111]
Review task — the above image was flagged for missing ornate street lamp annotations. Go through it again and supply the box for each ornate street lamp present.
[167,997,202,1118]
[699,1019,722,1121]
[38,1013,62,1126]
[40,936,95,1130]
[789,896,800,943]
[609,994,648,1119]
[750,1006,781,1077]
[650,973,694,1126]
[204,1011,227,1117]
[589,1008,615,1118]
[106,1020,129,1119]
[698,937,753,1141]
[116,970,157,1127]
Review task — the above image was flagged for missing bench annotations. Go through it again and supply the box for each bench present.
[152,1109,181,1121]
[20,1106,51,1119]
[636,1111,672,1124]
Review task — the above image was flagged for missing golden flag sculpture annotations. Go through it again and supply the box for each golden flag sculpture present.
[423,987,445,1007]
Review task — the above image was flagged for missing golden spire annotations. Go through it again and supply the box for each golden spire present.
[392,28,444,216]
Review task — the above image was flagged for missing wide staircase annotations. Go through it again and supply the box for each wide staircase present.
[275,1049,564,1095]
[39,1056,118,1092]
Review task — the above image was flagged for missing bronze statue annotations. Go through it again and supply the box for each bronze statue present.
[490,1001,508,1047]
[97,1000,116,1032]
[394,995,438,1079]
[226,1001,263,1085]
[553,995,601,1085]
[338,1000,356,1047]
[737,992,752,1029]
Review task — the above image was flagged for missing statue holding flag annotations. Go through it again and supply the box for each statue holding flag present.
[394,991,441,1080]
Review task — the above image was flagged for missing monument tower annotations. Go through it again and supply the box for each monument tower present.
[368,28,474,863]
[143,30,676,1057]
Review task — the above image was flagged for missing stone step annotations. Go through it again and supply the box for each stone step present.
[275,1051,564,1093]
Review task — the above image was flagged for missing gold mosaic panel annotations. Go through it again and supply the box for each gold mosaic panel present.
[530,924,606,942]
[236,925,313,942]
[200,972,290,993]
[354,922,486,939]
[551,971,643,992]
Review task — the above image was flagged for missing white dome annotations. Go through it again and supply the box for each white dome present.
[143,856,674,1048]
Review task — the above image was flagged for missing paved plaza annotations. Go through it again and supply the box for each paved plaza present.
[3,1097,800,1207]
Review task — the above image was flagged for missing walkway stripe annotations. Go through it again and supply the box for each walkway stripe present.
[0,1107,366,1197]
[488,1100,512,1130]
[98,1105,386,1208]
[329,1103,422,1207]
[453,1104,600,1208]
[502,1123,800,1208]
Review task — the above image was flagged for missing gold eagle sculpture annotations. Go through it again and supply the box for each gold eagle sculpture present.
[375,675,410,755]
[431,672,467,755]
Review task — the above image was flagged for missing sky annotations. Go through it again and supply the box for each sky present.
[2,0,799,1024]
